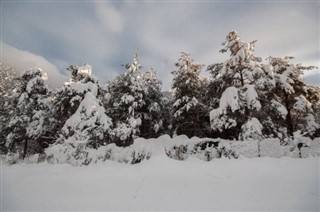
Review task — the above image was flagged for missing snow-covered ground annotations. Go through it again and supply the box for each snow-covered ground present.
[2,156,319,211]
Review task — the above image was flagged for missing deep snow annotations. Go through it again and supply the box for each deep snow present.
[1,156,319,211]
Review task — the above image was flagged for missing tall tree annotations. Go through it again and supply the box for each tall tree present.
[51,64,101,137]
[44,64,113,165]
[139,67,165,138]
[266,56,319,137]
[171,52,208,138]
[105,51,165,146]
[5,68,52,159]
[52,64,112,148]
[0,63,16,154]
[208,31,264,140]
[304,85,320,138]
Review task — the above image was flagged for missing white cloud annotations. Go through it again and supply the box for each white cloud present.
[1,42,67,88]
[94,2,124,33]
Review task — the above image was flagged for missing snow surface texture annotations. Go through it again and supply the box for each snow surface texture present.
[1,156,319,211]
[2,136,320,210]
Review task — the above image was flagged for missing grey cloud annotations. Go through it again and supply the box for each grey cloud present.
[2,1,318,90]
[95,2,125,33]
[1,42,67,88]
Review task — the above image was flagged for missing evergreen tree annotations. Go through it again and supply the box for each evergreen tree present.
[266,56,319,138]
[51,64,101,138]
[245,62,288,140]
[140,67,165,138]
[52,64,111,148]
[171,52,208,138]
[60,91,112,148]
[44,64,112,165]
[304,85,320,138]
[0,63,16,154]
[5,68,52,159]
[105,51,164,146]
[161,91,173,136]
[208,31,265,140]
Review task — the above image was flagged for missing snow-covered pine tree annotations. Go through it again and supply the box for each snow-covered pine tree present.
[105,51,144,146]
[161,91,173,136]
[45,64,112,165]
[0,63,16,154]
[140,67,165,138]
[304,85,320,138]
[105,51,165,146]
[266,56,319,138]
[237,61,287,140]
[5,68,52,160]
[171,52,208,138]
[208,31,264,140]
[52,64,99,136]
[53,64,112,148]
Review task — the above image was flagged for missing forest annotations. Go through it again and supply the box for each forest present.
[0,31,319,164]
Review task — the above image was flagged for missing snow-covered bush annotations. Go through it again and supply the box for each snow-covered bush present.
[45,137,153,165]
[164,135,191,160]
[164,137,258,160]
[191,140,221,161]
[102,140,152,164]
[192,140,221,161]
[301,138,320,157]
[259,139,286,158]
[160,135,320,161]
[291,131,320,158]
[221,140,259,158]
[46,143,85,166]
[239,117,263,141]
[165,145,189,161]
[4,152,20,165]
[4,133,320,166]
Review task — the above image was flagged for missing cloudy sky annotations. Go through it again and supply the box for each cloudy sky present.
[1,1,319,90]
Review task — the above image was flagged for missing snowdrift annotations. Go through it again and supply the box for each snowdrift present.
[4,135,319,165]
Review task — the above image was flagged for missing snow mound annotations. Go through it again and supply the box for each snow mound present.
[219,140,259,158]
[6,134,320,166]
[240,117,263,141]
[259,139,287,158]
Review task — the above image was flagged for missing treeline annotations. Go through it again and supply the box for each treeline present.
[0,31,319,160]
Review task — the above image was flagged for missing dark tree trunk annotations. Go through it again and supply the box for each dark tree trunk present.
[284,92,294,137]
[23,139,28,159]
[239,69,250,117]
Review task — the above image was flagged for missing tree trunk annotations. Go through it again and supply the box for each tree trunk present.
[239,69,244,87]
[239,69,250,117]
[284,92,294,137]
[23,139,28,159]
